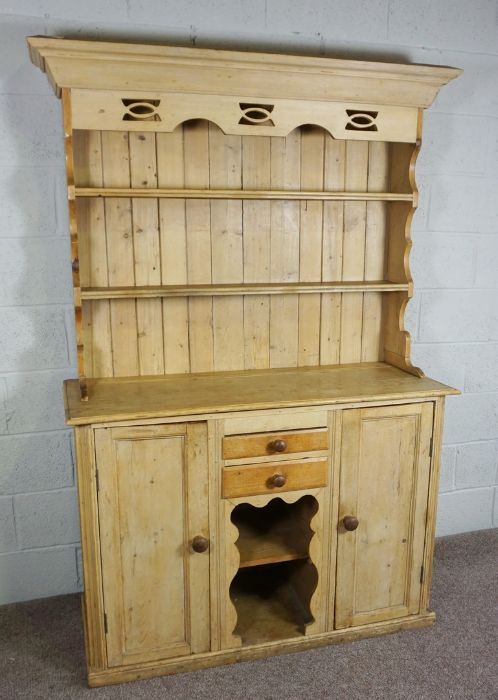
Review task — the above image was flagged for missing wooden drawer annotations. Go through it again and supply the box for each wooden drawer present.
[222,459,328,498]
[222,428,328,461]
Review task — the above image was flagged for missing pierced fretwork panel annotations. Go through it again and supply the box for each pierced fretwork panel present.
[345,109,378,132]
[122,98,161,121]
[238,103,275,126]
[71,90,418,142]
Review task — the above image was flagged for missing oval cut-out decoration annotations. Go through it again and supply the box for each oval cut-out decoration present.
[345,109,378,131]
[239,102,275,126]
[122,98,161,122]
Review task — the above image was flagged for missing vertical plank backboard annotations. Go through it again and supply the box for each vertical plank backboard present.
[74,125,417,378]
[209,124,244,371]
[321,136,345,365]
[361,141,389,361]
[298,127,324,366]
[156,127,190,373]
[101,131,139,376]
[242,135,271,369]
[269,129,300,367]
[340,141,368,363]
[73,130,113,377]
[184,121,214,372]
[129,132,164,375]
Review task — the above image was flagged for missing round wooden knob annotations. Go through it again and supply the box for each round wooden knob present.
[268,439,287,453]
[343,515,359,531]
[268,473,287,488]
[191,535,209,553]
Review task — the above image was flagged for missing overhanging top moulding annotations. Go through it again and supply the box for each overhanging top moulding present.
[27,37,462,109]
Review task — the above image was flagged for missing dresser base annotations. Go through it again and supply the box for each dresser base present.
[87,611,435,687]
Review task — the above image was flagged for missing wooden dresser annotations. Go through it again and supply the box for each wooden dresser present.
[28,37,461,687]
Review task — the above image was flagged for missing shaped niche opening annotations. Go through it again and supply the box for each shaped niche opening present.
[229,495,319,645]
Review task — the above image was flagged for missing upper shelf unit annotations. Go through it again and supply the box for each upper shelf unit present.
[28,38,462,399]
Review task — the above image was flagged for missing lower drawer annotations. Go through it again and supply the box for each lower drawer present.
[222,459,328,498]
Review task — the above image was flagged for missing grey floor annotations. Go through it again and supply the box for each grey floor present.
[1,529,497,699]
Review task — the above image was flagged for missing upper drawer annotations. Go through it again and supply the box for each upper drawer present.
[222,428,328,461]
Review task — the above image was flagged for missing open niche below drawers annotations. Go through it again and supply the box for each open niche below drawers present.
[230,496,319,645]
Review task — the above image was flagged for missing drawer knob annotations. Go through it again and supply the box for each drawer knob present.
[343,515,359,531]
[191,535,209,553]
[268,473,287,488]
[268,438,287,453]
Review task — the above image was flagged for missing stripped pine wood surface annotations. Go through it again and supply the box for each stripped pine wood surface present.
[101,131,139,377]
[31,41,463,690]
[156,128,189,374]
[62,90,88,398]
[74,188,414,201]
[72,124,416,378]
[209,124,244,371]
[73,129,114,379]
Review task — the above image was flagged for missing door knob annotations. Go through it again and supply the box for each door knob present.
[343,515,359,531]
[191,535,209,553]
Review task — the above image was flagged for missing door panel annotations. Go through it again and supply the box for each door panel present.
[95,423,209,667]
[335,403,433,629]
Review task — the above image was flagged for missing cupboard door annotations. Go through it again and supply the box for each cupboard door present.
[335,403,433,629]
[95,423,210,667]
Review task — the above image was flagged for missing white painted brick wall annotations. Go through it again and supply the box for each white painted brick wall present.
[0,1,497,604]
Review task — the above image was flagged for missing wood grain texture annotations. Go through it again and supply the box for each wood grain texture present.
[75,187,414,201]
[62,89,87,399]
[420,397,445,612]
[31,40,463,688]
[209,124,244,371]
[335,403,433,628]
[184,121,214,373]
[72,123,416,379]
[73,130,114,379]
[222,459,328,498]
[222,428,328,460]
[101,131,139,377]
[95,423,210,667]
[156,127,190,374]
[64,362,459,425]
[29,37,461,109]
[81,281,409,299]
[74,426,107,669]
[86,612,436,686]
[129,132,164,376]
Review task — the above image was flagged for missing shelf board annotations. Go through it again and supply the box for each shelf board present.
[80,281,410,300]
[64,362,460,425]
[236,521,309,569]
[73,187,414,202]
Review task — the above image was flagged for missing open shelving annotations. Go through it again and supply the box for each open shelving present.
[231,560,316,644]
[232,497,317,568]
[230,496,318,645]
[68,121,421,397]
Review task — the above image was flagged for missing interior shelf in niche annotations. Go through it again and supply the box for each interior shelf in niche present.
[80,281,410,300]
[231,496,318,568]
[72,187,414,202]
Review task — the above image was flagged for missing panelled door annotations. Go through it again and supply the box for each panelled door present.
[95,422,210,667]
[335,403,433,629]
